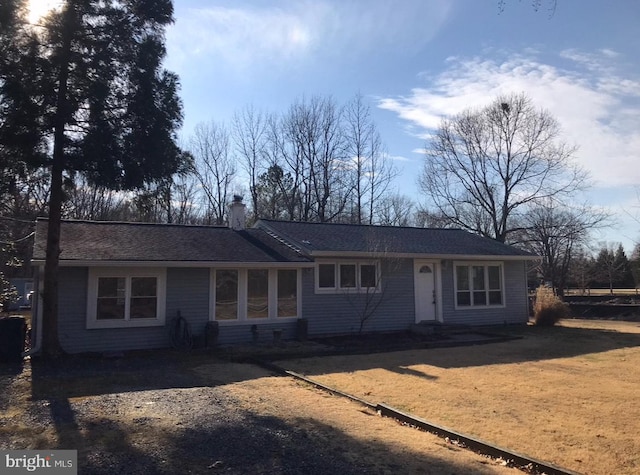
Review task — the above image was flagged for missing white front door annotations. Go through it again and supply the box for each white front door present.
[414,261,437,322]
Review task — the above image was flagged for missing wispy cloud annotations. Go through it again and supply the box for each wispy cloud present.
[166,1,451,72]
[378,49,640,188]
[166,4,319,70]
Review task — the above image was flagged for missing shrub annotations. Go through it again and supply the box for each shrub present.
[533,286,569,326]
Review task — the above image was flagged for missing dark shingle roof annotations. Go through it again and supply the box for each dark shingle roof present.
[256,220,536,258]
[33,219,311,263]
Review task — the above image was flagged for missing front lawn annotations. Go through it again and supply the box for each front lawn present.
[281,319,640,475]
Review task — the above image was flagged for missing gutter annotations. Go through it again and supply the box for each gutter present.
[309,251,540,260]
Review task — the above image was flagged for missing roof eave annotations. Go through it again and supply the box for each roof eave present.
[31,259,314,268]
[309,251,539,260]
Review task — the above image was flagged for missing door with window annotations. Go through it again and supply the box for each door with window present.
[414,260,437,322]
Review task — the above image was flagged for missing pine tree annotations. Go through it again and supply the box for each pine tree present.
[0,0,184,356]
[613,244,634,289]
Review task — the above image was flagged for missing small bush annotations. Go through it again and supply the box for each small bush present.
[533,286,569,326]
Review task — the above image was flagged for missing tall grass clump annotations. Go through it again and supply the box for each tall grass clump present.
[533,286,569,326]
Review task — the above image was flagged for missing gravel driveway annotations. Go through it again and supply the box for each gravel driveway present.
[1,349,520,474]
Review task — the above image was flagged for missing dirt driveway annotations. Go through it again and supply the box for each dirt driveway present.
[1,350,519,474]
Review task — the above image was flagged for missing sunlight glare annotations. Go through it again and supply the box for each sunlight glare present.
[27,0,63,24]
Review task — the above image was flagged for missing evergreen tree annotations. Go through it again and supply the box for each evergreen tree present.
[0,0,184,356]
[255,164,294,220]
[629,243,640,293]
[594,244,628,294]
[613,244,634,289]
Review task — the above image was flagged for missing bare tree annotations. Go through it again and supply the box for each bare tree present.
[340,244,408,333]
[269,110,308,220]
[189,121,236,225]
[518,200,609,296]
[277,96,354,222]
[343,93,397,224]
[630,243,640,294]
[569,247,594,295]
[232,106,268,219]
[414,207,452,229]
[420,93,586,243]
[170,171,201,224]
[65,176,129,221]
[376,193,415,227]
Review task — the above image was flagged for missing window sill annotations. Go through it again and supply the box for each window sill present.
[87,318,165,329]
[454,304,506,310]
[314,288,381,295]
[215,316,300,325]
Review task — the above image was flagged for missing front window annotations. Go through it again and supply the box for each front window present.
[247,269,269,319]
[339,264,356,288]
[455,263,503,307]
[97,277,126,320]
[212,268,300,322]
[318,264,335,288]
[131,277,158,318]
[277,269,297,317]
[88,268,166,329]
[216,270,238,320]
[316,261,380,293]
[360,264,377,289]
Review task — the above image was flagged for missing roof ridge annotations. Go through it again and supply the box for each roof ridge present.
[36,217,228,230]
[258,218,464,232]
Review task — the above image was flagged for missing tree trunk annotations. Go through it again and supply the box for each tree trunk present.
[42,5,73,357]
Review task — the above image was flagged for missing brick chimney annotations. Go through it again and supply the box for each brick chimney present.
[229,195,246,230]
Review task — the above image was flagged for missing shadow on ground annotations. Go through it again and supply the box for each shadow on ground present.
[278,323,640,374]
[46,395,503,475]
[29,349,270,400]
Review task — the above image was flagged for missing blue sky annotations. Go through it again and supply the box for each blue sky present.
[164,0,640,253]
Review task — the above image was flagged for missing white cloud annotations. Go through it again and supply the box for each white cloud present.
[378,49,640,188]
[166,1,451,72]
[166,4,319,70]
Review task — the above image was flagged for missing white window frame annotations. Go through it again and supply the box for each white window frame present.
[453,261,505,309]
[210,268,301,324]
[87,267,167,329]
[315,260,381,294]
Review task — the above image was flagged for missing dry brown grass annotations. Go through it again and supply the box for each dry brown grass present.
[281,319,640,475]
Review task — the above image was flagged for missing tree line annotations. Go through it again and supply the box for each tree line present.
[567,243,640,294]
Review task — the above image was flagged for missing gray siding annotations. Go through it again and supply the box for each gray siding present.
[440,260,529,325]
[302,259,416,336]
[216,321,298,345]
[56,266,301,351]
[58,267,210,354]
[55,259,529,353]
[166,268,210,339]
